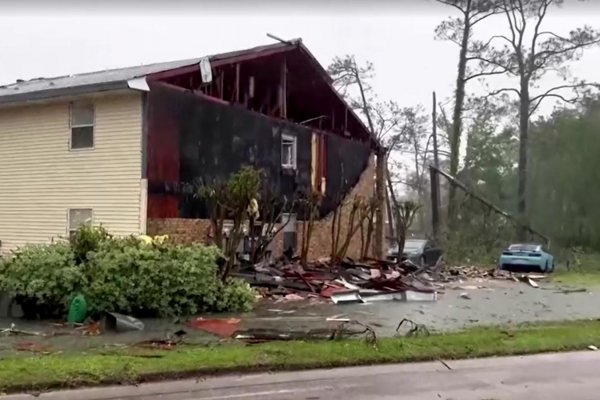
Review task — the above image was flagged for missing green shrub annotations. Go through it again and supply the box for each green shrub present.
[215,278,257,312]
[71,225,111,264]
[0,243,84,318]
[1,231,257,318]
[81,238,255,317]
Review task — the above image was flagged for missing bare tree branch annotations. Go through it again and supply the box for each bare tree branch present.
[486,87,522,98]
[465,68,511,81]
[528,82,600,116]
[471,10,500,25]
[436,0,467,13]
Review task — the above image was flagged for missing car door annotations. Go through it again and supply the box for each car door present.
[540,245,553,268]
[424,241,442,265]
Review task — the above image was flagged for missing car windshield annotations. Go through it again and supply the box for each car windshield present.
[508,244,540,252]
[404,240,426,252]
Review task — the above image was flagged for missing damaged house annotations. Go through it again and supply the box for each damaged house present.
[0,39,379,259]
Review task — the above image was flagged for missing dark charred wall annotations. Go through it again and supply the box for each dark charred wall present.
[146,83,371,220]
[146,86,180,218]
[321,134,371,216]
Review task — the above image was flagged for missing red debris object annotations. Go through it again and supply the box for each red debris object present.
[14,341,52,354]
[186,318,241,338]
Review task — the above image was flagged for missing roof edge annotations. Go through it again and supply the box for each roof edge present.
[0,80,131,106]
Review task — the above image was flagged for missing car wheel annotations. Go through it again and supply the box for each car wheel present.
[544,261,549,273]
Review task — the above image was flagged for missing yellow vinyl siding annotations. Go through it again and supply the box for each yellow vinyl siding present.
[0,92,143,255]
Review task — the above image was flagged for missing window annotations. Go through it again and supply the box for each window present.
[281,134,297,169]
[68,209,93,239]
[70,102,94,149]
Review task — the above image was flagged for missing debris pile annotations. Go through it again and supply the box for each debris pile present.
[235,256,553,304]
[234,257,445,304]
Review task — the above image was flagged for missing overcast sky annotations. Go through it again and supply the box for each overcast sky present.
[1,0,599,115]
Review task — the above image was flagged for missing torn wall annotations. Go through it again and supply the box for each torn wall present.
[146,83,376,259]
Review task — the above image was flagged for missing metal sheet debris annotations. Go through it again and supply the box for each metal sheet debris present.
[331,290,364,304]
[237,254,541,306]
[103,312,144,333]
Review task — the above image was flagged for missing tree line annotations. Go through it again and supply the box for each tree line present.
[327,0,600,255]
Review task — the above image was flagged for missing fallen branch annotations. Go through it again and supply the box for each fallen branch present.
[396,318,430,337]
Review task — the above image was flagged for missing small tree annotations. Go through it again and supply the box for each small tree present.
[196,166,262,280]
[328,56,402,258]
[248,189,296,264]
[331,196,369,261]
[394,201,422,259]
[298,191,322,266]
[359,196,378,260]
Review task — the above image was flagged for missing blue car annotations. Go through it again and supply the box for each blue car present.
[498,243,555,273]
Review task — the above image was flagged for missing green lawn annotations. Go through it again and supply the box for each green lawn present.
[553,271,600,287]
[3,319,600,393]
[550,252,600,286]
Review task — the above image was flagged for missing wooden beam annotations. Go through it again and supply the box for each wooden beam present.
[235,63,240,103]
[331,110,335,130]
[248,76,255,98]
[344,108,348,133]
[280,56,287,118]
[218,72,224,99]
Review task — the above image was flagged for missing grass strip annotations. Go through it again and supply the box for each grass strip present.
[2,319,600,394]
[552,270,600,287]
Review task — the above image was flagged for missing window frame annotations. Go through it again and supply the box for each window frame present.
[281,133,297,170]
[67,208,94,239]
[69,102,95,151]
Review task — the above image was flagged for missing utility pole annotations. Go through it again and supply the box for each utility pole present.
[430,91,440,241]
[432,91,439,169]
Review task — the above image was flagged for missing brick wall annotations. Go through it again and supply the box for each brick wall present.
[147,155,380,261]
[147,218,212,244]
[298,155,376,260]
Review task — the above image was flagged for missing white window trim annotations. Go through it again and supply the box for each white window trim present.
[69,102,96,151]
[67,208,94,237]
[281,133,297,170]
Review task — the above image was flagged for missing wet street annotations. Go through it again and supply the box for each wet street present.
[1,277,598,356]
[4,351,600,399]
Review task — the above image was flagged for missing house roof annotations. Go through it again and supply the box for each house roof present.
[0,40,299,105]
[0,39,376,146]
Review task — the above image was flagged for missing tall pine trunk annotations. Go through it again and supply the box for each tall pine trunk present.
[373,149,386,258]
[517,77,530,241]
[447,20,471,229]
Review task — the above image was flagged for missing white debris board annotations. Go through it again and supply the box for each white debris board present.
[199,57,212,83]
